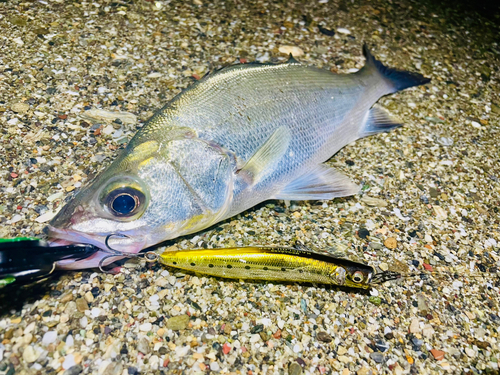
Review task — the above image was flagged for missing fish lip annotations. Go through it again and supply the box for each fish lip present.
[45,225,105,249]
[45,225,146,255]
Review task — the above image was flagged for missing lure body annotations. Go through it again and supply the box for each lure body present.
[159,246,375,289]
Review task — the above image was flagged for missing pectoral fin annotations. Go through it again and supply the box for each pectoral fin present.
[274,165,359,200]
[238,126,291,185]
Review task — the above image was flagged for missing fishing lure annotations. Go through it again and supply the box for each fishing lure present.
[0,237,99,287]
[152,245,496,288]
[155,245,379,289]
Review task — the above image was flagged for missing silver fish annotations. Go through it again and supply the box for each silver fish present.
[47,45,429,268]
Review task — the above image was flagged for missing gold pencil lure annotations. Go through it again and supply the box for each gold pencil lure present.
[156,245,377,289]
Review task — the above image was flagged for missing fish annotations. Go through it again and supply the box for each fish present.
[158,245,376,289]
[46,45,430,269]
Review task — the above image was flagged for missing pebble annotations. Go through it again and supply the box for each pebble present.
[384,237,398,249]
[409,319,420,333]
[137,338,150,354]
[316,331,332,343]
[22,346,39,363]
[11,102,29,114]
[210,362,220,371]
[430,349,445,361]
[75,298,88,312]
[289,362,303,375]
[84,291,94,303]
[222,343,231,354]
[63,365,83,375]
[336,27,351,34]
[139,322,152,332]
[379,262,388,271]
[42,331,57,346]
[361,196,388,207]
[167,315,190,330]
[465,347,476,358]
[369,242,382,250]
[370,352,384,363]
[62,354,76,370]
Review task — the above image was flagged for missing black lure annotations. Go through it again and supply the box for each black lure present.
[0,237,98,286]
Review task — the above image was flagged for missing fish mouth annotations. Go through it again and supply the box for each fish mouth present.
[45,225,146,269]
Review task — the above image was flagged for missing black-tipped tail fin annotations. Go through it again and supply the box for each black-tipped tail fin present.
[361,44,431,92]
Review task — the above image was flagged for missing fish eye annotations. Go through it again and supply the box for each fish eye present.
[108,189,144,216]
[100,176,149,220]
[352,271,365,283]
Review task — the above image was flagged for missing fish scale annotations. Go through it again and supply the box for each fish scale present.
[47,45,430,269]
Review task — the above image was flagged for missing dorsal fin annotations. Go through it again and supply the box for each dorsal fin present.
[287,53,300,64]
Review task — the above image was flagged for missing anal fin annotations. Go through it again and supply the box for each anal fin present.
[359,105,402,138]
[274,165,359,200]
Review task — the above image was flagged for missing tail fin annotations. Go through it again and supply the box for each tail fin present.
[360,44,431,92]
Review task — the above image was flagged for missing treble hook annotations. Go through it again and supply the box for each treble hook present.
[98,234,158,273]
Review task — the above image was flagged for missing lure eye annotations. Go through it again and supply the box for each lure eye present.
[352,271,365,284]
[100,176,149,220]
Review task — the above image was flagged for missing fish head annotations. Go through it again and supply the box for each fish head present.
[47,133,235,268]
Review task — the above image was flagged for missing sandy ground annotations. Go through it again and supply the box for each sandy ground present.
[0,0,499,374]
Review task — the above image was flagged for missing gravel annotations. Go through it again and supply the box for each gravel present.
[0,0,499,374]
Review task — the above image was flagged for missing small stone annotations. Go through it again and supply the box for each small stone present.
[250,324,264,334]
[316,331,332,343]
[11,102,30,114]
[137,337,150,354]
[358,228,370,239]
[222,343,231,354]
[370,352,384,363]
[75,298,88,312]
[210,362,220,371]
[60,293,73,303]
[369,296,382,306]
[63,365,83,375]
[465,347,476,358]
[357,367,371,375]
[430,349,445,361]
[361,196,388,207]
[384,237,397,249]
[84,291,94,303]
[278,45,304,56]
[102,362,123,375]
[289,362,303,375]
[166,315,190,330]
[42,331,57,346]
[139,322,152,332]
[157,328,165,337]
[223,323,232,335]
[379,262,388,271]
[337,346,347,355]
[409,319,420,333]
[336,27,351,34]
[369,242,382,250]
[23,346,39,363]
